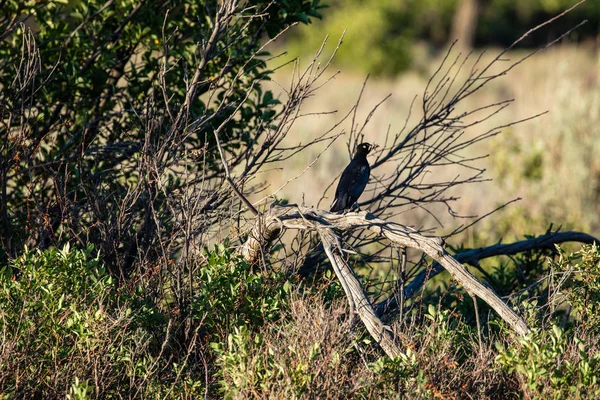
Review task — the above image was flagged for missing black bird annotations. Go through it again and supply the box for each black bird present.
[330,143,375,212]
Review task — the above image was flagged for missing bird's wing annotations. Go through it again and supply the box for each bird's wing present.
[335,161,358,195]
[330,160,370,211]
[330,161,356,211]
[348,164,370,200]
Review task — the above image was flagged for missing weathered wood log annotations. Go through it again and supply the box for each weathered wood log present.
[318,227,402,358]
[239,204,536,349]
[321,209,530,336]
[239,213,284,264]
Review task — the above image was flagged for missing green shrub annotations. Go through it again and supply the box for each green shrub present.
[494,244,600,399]
[0,242,297,398]
[7,243,598,399]
[550,244,600,333]
[369,349,423,395]
[496,325,600,399]
[0,245,204,398]
[211,296,364,399]
[191,243,294,338]
[212,325,277,398]
[0,0,323,271]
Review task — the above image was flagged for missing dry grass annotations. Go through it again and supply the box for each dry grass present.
[258,44,600,243]
[217,289,600,399]
[216,295,372,399]
[217,292,523,399]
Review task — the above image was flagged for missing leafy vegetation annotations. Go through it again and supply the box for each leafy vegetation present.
[0,0,323,268]
[0,244,291,397]
[496,325,600,399]
[2,242,600,398]
[0,245,204,398]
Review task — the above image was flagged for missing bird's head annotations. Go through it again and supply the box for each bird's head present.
[356,142,377,156]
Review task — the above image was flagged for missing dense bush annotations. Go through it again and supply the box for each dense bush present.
[0,245,198,398]
[0,243,295,398]
[190,242,295,339]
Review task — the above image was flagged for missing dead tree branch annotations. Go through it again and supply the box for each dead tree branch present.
[318,227,401,358]
[240,203,531,356]
[375,231,599,316]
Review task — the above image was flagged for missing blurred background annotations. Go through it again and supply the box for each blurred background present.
[258,0,600,246]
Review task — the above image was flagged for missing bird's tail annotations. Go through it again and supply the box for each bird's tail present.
[330,201,341,212]
[330,195,345,212]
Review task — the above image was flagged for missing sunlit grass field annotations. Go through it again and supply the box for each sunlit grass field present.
[258,43,600,245]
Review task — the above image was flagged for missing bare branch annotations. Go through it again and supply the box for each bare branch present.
[240,204,531,342]
[318,227,402,358]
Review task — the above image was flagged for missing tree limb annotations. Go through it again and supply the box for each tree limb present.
[318,227,401,358]
[375,231,600,316]
[239,204,532,352]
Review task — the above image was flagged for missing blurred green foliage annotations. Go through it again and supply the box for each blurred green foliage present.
[287,0,457,76]
[286,0,599,76]
[478,0,600,46]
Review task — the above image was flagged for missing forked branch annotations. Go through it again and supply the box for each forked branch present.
[239,204,531,358]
